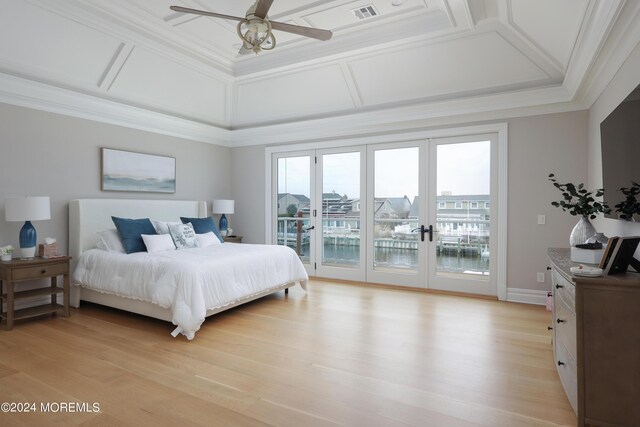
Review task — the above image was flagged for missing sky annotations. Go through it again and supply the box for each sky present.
[277,140,490,200]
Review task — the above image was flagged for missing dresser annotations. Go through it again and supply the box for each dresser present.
[548,248,640,427]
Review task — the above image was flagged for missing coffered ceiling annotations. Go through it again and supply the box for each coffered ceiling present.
[0,0,638,145]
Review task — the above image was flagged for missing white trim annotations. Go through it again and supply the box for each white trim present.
[0,73,233,146]
[496,122,509,301]
[506,288,548,306]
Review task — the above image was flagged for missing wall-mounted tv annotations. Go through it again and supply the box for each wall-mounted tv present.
[600,83,640,220]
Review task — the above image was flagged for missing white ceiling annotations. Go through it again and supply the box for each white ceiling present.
[0,0,637,146]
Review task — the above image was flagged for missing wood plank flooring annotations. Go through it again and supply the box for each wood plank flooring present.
[0,280,576,426]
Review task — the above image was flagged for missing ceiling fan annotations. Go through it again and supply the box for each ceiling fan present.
[170,0,333,55]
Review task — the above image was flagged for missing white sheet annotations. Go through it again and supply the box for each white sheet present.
[72,243,308,340]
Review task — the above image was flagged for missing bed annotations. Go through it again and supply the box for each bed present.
[69,199,308,339]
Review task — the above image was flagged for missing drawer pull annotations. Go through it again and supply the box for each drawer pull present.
[555,284,564,289]
[41,269,47,274]
[556,318,565,323]
[557,361,565,366]
[547,326,553,331]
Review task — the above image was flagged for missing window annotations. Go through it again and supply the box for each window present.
[485,201,490,208]
[438,202,446,209]
[455,202,462,209]
[470,202,478,209]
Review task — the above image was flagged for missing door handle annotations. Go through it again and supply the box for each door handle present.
[411,225,434,242]
[304,225,315,231]
[411,225,425,241]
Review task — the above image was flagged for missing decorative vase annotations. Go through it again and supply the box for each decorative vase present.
[570,216,597,247]
[1,254,11,261]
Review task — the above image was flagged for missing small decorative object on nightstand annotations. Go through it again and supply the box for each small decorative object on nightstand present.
[0,256,71,330]
[222,235,242,243]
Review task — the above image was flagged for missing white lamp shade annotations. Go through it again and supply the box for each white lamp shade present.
[212,199,234,215]
[5,196,51,221]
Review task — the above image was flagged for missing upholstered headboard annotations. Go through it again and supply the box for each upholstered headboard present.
[69,199,207,268]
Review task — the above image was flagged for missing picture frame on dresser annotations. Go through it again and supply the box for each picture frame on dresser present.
[600,236,640,275]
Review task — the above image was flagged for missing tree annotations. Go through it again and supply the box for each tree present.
[286,204,298,217]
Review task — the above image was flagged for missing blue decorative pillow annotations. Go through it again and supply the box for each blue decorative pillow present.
[180,217,223,242]
[111,216,157,253]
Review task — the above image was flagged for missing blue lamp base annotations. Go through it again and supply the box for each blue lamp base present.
[219,214,228,236]
[19,220,37,259]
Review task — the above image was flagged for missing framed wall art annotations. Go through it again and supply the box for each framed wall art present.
[101,148,176,193]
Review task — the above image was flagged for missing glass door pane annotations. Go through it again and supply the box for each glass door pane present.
[373,147,419,273]
[428,135,496,296]
[275,155,312,266]
[320,151,361,268]
[435,140,490,279]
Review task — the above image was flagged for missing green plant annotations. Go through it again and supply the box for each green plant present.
[548,173,610,219]
[614,182,640,220]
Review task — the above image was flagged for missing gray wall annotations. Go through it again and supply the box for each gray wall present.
[0,103,231,254]
[508,111,588,291]
[230,110,589,292]
[231,145,266,244]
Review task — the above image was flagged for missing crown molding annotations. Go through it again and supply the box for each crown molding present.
[229,84,584,146]
[562,0,626,101]
[0,72,233,146]
[0,69,588,149]
[575,0,640,107]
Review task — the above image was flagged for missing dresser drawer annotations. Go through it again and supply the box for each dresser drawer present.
[552,269,575,312]
[555,342,578,414]
[554,294,577,361]
[11,262,68,281]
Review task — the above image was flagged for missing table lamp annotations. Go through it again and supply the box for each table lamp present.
[5,196,51,259]
[212,199,234,236]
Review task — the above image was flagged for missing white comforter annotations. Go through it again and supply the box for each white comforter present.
[72,244,308,340]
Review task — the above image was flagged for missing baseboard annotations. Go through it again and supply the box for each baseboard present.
[506,288,548,305]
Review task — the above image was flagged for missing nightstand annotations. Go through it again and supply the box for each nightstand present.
[0,256,71,330]
[223,236,243,243]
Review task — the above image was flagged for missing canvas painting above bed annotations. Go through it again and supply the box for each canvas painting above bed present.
[101,148,176,193]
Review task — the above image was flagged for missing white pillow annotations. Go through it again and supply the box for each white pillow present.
[169,223,200,249]
[95,229,125,253]
[197,231,221,248]
[141,233,176,253]
[152,220,181,235]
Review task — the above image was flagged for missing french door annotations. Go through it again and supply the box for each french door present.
[272,134,499,297]
[272,147,366,281]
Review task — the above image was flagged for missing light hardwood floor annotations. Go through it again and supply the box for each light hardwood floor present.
[0,280,576,426]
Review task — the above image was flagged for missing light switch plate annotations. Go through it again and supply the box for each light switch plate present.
[537,272,545,283]
[537,214,546,225]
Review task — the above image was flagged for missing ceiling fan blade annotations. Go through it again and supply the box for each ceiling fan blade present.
[169,6,245,22]
[270,21,333,41]
[253,0,275,19]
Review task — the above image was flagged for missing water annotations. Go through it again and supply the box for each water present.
[290,244,489,274]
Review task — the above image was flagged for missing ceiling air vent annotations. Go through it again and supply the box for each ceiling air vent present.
[352,5,379,20]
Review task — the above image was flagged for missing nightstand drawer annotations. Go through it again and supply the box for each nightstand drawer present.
[11,262,68,281]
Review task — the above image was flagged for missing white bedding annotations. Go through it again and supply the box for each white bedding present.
[72,243,308,340]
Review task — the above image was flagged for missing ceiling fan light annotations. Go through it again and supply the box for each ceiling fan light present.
[236,17,275,54]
